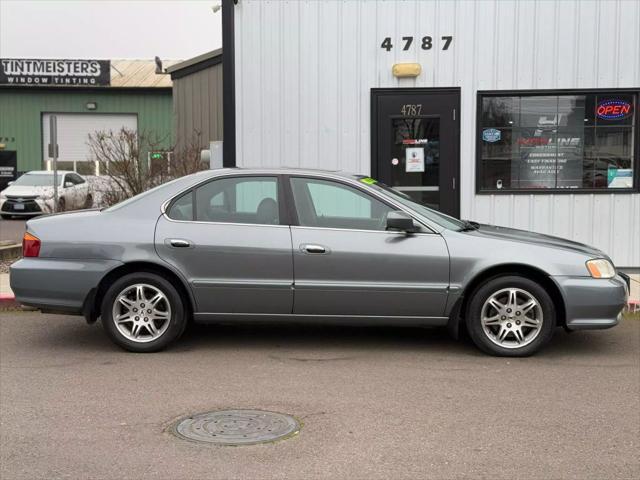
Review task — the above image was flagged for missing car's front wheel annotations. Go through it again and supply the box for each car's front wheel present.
[101,272,187,352]
[466,275,556,357]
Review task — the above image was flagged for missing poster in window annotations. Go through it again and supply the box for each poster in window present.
[513,98,585,189]
[514,130,584,189]
[405,147,425,173]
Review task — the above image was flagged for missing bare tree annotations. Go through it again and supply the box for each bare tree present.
[170,130,210,178]
[87,128,208,207]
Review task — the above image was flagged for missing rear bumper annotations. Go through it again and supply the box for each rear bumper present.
[10,258,122,313]
[553,274,628,330]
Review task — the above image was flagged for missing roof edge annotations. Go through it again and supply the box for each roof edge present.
[166,48,223,78]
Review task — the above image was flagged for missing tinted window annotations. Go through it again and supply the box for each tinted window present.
[167,177,280,224]
[68,173,85,184]
[291,177,393,231]
[478,92,636,191]
[167,191,193,221]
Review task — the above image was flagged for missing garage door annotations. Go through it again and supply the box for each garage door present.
[42,113,137,175]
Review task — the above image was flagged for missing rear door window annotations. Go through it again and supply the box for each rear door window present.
[167,176,281,225]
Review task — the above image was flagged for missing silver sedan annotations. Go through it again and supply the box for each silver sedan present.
[10,168,628,356]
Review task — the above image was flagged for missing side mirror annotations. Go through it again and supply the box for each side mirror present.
[386,211,419,233]
[7,181,14,186]
[64,181,74,188]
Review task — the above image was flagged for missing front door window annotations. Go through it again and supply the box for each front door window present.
[390,117,440,210]
[290,177,393,231]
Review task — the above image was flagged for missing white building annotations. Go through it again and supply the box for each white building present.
[220,0,640,267]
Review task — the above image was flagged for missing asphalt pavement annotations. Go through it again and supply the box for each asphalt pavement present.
[1,312,638,480]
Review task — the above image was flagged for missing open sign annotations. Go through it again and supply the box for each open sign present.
[596,99,633,120]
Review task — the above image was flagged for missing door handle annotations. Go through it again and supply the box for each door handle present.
[301,244,327,254]
[169,239,192,248]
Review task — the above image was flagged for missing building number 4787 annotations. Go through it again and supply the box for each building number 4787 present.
[380,36,453,51]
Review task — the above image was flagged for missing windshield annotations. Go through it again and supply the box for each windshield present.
[360,178,466,231]
[13,173,64,187]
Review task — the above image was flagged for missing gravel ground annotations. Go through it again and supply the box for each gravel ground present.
[0,259,16,274]
[0,256,18,274]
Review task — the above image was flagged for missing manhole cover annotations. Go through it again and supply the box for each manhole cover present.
[173,409,300,445]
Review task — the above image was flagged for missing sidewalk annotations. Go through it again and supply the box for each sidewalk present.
[0,272,18,309]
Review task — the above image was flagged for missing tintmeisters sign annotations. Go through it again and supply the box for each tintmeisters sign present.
[0,59,110,86]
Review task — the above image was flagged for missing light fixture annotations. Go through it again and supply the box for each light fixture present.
[392,63,422,78]
[86,102,97,110]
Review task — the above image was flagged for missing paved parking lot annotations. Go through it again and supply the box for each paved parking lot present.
[1,312,638,480]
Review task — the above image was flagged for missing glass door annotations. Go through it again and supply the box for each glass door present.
[372,89,460,217]
[389,116,441,209]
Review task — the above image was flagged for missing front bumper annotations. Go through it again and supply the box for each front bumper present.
[10,257,123,313]
[553,274,628,330]
[0,197,53,216]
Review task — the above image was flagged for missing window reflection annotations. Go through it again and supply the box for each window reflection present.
[479,92,636,191]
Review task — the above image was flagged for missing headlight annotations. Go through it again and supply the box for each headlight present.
[586,259,615,279]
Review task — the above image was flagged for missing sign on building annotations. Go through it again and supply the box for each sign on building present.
[0,59,110,86]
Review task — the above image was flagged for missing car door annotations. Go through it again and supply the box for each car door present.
[71,173,89,208]
[288,176,450,318]
[155,174,294,314]
[60,174,78,209]
[67,173,87,209]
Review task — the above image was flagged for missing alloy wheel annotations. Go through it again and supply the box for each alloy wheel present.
[112,283,172,343]
[480,288,543,349]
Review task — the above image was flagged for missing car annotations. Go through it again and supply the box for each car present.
[9,168,628,356]
[0,170,92,219]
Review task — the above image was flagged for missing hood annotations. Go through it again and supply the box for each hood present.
[471,223,607,259]
[1,185,55,198]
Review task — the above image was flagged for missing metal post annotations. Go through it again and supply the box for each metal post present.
[49,116,59,213]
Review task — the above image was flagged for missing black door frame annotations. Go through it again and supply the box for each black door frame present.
[371,87,461,218]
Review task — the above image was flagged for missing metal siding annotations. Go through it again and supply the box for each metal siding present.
[0,89,172,173]
[234,0,640,266]
[172,63,223,150]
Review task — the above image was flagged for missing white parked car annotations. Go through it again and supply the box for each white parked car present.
[0,171,93,219]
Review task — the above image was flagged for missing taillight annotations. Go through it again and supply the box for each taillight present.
[23,232,41,257]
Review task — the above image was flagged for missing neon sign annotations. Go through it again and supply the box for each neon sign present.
[596,99,633,120]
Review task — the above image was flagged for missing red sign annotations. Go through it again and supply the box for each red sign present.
[596,99,633,120]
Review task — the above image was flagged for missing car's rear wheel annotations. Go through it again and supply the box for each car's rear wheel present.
[101,272,187,352]
[466,275,556,357]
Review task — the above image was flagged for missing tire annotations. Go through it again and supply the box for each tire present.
[101,272,187,352]
[465,275,556,357]
[58,198,65,212]
[1,214,12,220]
[84,194,93,209]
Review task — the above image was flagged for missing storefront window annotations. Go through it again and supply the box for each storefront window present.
[478,91,637,192]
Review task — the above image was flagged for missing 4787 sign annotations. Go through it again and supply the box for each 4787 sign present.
[380,35,453,51]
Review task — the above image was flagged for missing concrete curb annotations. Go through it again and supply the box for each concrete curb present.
[0,244,21,260]
[0,293,20,311]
